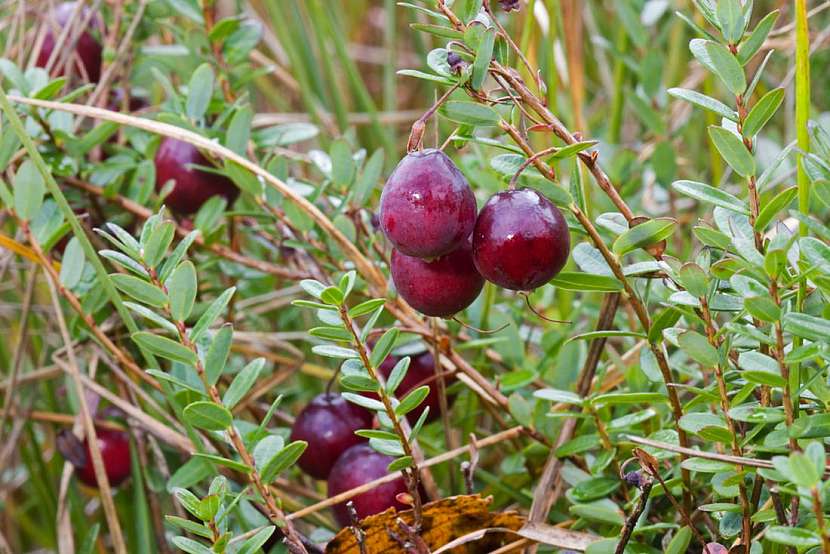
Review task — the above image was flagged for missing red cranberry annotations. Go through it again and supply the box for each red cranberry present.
[473,188,570,291]
[76,428,131,487]
[380,149,477,258]
[289,393,373,480]
[108,88,149,112]
[704,544,728,554]
[154,137,239,215]
[378,351,454,423]
[327,443,408,526]
[35,2,102,83]
[390,239,483,317]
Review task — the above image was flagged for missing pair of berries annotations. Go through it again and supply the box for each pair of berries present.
[379,149,570,317]
[290,351,446,526]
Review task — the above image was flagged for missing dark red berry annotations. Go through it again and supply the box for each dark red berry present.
[289,393,373,480]
[473,188,570,291]
[704,544,728,554]
[390,239,483,317]
[35,2,102,82]
[378,351,454,423]
[154,137,239,215]
[380,149,477,258]
[108,88,149,112]
[76,428,131,487]
[446,52,465,74]
[327,443,408,526]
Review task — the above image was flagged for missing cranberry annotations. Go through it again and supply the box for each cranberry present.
[35,2,102,82]
[380,149,477,258]
[289,393,373,480]
[75,428,131,487]
[473,188,570,291]
[378,351,454,423]
[108,88,149,112]
[704,544,728,554]
[154,137,239,214]
[327,443,408,526]
[390,239,483,317]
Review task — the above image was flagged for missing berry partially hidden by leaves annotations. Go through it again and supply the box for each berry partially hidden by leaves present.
[446,51,465,74]
[154,137,239,215]
[35,2,102,82]
[391,239,483,317]
[327,443,409,526]
[380,149,477,259]
[499,0,521,11]
[379,351,454,423]
[473,188,570,291]
[289,393,373,480]
[59,427,132,488]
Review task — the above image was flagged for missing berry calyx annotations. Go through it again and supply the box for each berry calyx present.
[390,238,483,317]
[154,137,239,215]
[473,188,570,291]
[289,393,373,480]
[378,350,454,423]
[327,443,408,526]
[35,2,102,82]
[380,149,477,259]
[66,428,132,488]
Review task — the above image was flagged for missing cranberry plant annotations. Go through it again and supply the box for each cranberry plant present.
[1,1,830,554]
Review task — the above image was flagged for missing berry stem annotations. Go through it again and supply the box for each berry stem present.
[336,304,425,530]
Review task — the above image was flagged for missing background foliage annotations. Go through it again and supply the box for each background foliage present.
[1,0,830,553]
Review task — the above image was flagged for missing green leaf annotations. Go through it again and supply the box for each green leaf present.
[667,88,738,121]
[124,302,178,334]
[783,313,830,343]
[205,324,233,385]
[591,392,668,406]
[534,388,583,405]
[737,10,779,65]
[671,180,748,214]
[549,272,623,292]
[387,456,414,472]
[191,453,251,473]
[132,332,196,365]
[396,69,455,85]
[716,0,744,43]
[186,63,214,121]
[223,358,265,410]
[738,351,785,386]
[370,328,399,368]
[395,385,430,416]
[386,357,411,395]
[569,477,620,502]
[801,237,830,274]
[551,141,598,160]
[691,39,746,95]
[349,298,386,318]
[110,274,168,308]
[171,537,213,554]
[313,345,359,359]
[612,219,676,256]
[13,160,45,221]
[158,230,200,282]
[167,261,197,321]
[569,503,624,526]
[143,221,175,269]
[649,307,682,343]
[330,139,355,188]
[172,487,203,519]
[766,526,821,548]
[260,440,307,483]
[743,88,784,137]
[744,295,780,323]
[708,126,755,177]
[471,26,495,90]
[665,527,692,554]
[164,516,213,539]
[409,23,464,39]
[237,526,276,554]
[678,330,719,367]
[440,100,500,127]
[59,238,85,288]
[755,186,797,231]
[225,105,253,155]
[190,287,235,343]
[342,392,386,412]
[787,451,820,488]
[183,401,233,431]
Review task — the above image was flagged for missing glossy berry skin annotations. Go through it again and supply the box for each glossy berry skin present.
[379,351,454,423]
[473,188,570,291]
[380,149,477,258]
[289,393,373,480]
[154,138,239,215]
[390,239,483,317]
[77,428,131,487]
[36,2,102,82]
[327,444,408,526]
